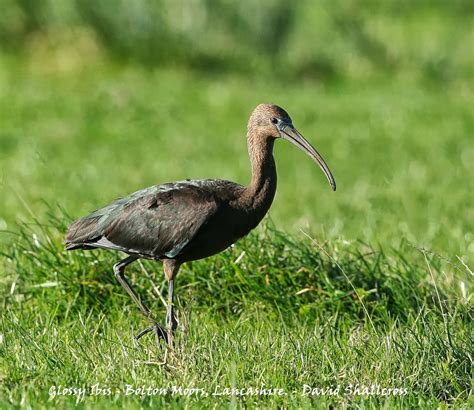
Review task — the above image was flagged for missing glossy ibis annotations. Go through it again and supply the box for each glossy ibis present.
[65,103,336,345]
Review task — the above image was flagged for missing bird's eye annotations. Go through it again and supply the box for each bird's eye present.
[271,117,279,125]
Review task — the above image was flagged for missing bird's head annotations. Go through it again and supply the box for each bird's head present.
[248,103,336,191]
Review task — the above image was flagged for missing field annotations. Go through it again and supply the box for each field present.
[1,1,473,408]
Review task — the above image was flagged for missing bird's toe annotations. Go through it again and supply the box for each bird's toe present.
[134,324,168,344]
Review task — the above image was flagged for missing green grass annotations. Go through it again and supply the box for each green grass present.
[0,54,473,260]
[0,51,473,408]
[1,218,472,408]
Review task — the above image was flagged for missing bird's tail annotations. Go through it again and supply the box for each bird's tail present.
[64,215,103,250]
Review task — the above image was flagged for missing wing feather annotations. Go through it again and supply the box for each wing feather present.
[65,180,238,258]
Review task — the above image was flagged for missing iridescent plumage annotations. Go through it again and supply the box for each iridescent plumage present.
[65,103,336,346]
[66,179,246,260]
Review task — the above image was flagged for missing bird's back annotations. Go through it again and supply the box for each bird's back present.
[65,179,244,260]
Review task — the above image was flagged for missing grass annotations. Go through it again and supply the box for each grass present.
[0,54,473,260]
[0,221,474,408]
[1,218,472,408]
[0,50,473,408]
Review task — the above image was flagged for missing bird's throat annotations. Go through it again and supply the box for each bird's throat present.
[242,137,277,212]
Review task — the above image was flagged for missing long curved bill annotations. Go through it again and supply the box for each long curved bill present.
[280,124,336,191]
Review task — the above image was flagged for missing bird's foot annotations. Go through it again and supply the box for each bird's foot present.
[165,310,178,347]
[134,324,168,344]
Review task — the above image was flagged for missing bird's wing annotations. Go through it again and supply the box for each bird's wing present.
[65,180,239,258]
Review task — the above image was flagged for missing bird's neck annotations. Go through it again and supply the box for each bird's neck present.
[241,135,277,212]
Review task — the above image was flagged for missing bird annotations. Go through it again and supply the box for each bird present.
[64,103,336,345]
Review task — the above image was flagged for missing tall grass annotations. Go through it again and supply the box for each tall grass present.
[0,2,472,406]
[1,215,472,407]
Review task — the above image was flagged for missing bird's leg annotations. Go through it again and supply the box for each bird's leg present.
[167,279,178,330]
[163,260,180,346]
[113,256,167,343]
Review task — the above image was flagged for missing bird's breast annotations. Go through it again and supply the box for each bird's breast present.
[174,204,266,263]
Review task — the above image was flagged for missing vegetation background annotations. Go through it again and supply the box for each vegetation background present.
[0,0,473,408]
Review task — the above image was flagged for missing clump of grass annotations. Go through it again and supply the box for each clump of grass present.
[1,214,472,408]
